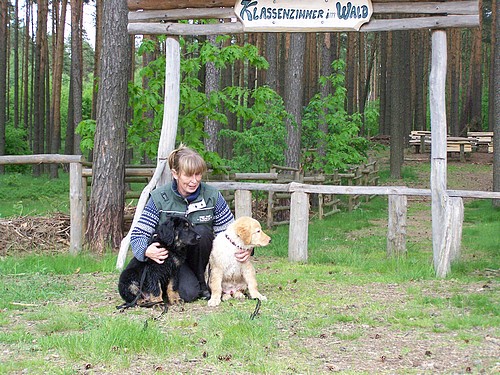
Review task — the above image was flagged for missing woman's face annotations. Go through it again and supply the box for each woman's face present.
[172,170,202,197]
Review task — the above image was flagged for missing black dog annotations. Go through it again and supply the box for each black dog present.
[117,216,201,309]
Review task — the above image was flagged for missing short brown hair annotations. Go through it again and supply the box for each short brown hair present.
[168,144,207,176]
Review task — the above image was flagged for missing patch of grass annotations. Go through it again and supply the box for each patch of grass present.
[0,172,71,217]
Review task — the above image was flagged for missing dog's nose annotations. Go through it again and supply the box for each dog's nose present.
[196,234,201,241]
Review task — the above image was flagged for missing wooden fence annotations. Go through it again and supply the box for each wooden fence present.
[2,154,500,278]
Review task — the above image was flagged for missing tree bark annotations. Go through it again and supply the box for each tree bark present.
[13,0,20,129]
[346,32,357,115]
[448,29,461,136]
[390,30,410,179]
[493,0,500,208]
[70,0,84,155]
[50,0,68,178]
[204,34,221,153]
[284,33,306,170]
[0,0,7,174]
[265,33,278,91]
[33,0,48,176]
[86,0,131,254]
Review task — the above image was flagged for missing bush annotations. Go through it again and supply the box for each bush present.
[4,126,31,173]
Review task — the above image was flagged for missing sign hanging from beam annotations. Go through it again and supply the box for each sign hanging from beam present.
[234,0,373,32]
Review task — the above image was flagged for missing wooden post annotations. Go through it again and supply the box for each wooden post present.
[234,190,252,218]
[116,36,180,270]
[69,162,84,254]
[435,196,464,277]
[288,191,309,262]
[430,30,451,277]
[386,194,407,257]
[449,197,464,262]
[158,36,181,186]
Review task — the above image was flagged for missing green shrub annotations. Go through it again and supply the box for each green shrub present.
[4,126,31,173]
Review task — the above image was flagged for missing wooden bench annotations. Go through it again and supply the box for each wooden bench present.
[446,137,472,162]
[467,131,494,153]
[409,130,431,153]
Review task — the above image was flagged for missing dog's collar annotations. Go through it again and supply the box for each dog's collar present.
[225,233,253,252]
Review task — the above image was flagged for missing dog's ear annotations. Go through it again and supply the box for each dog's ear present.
[236,223,252,245]
[157,217,176,246]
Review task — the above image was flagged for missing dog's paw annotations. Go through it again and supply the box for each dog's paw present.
[207,297,221,307]
[252,293,267,301]
[200,289,211,300]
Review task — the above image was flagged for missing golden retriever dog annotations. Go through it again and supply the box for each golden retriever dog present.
[206,216,271,307]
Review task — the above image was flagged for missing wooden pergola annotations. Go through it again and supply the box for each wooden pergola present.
[119,0,481,277]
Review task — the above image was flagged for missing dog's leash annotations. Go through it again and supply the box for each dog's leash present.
[250,298,262,320]
[116,265,149,310]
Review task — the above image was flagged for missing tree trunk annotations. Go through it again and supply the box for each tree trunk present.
[33,0,48,176]
[23,1,31,134]
[265,33,278,91]
[390,31,410,179]
[92,0,103,123]
[50,0,68,178]
[379,32,390,136]
[346,32,357,115]
[0,0,7,174]
[304,33,317,107]
[461,28,483,133]
[448,29,461,136]
[13,0,20,129]
[86,0,131,254]
[204,34,221,153]
[318,33,332,158]
[284,33,306,170]
[413,30,428,130]
[70,0,84,155]
[493,0,500,208]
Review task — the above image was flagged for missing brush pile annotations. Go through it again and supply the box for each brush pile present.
[0,213,70,256]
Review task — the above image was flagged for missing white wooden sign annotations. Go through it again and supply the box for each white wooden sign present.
[234,0,373,32]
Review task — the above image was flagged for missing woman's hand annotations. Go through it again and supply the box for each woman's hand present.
[145,242,169,264]
[234,248,252,263]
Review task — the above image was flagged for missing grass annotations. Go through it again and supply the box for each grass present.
[0,172,70,217]
[0,160,499,374]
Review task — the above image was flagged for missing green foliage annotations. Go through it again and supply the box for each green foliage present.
[219,86,289,172]
[75,119,96,154]
[4,126,31,173]
[302,60,369,173]
[128,36,269,171]
[363,99,380,137]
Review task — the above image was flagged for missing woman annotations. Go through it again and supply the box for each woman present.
[130,144,252,302]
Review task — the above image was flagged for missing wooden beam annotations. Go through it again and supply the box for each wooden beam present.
[0,154,85,165]
[128,0,478,14]
[373,1,478,15]
[128,15,479,35]
[128,8,235,23]
[128,0,234,11]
